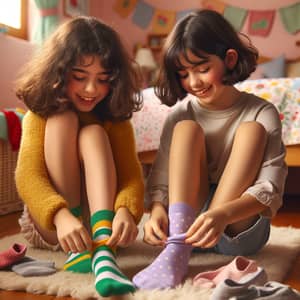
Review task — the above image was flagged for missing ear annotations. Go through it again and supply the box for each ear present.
[224,49,238,70]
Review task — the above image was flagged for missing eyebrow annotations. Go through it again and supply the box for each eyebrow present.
[177,59,209,71]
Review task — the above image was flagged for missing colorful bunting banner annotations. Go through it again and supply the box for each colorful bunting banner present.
[248,10,275,37]
[201,0,226,14]
[114,0,138,18]
[279,2,300,34]
[224,5,247,31]
[151,9,176,34]
[115,0,300,36]
[132,0,154,29]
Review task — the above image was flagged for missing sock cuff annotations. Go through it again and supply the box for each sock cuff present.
[91,210,115,226]
[70,206,82,218]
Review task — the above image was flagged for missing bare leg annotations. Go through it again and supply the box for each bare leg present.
[31,111,82,245]
[169,120,209,209]
[209,121,267,235]
[78,124,117,214]
[133,120,209,289]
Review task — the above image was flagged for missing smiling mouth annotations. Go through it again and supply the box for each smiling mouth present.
[79,96,95,102]
[193,86,211,96]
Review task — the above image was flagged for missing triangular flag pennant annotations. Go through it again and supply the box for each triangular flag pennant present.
[151,9,176,34]
[114,0,138,18]
[248,10,275,37]
[201,0,226,14]
[279,2,300,34]
[132,0,155,29]
[224,6,247,31]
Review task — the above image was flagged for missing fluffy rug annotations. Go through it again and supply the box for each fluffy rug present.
[1,215,300,300]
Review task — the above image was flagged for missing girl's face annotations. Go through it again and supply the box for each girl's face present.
[177,50,235,110]
[66,55,111,112]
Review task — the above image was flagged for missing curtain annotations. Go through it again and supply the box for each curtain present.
[33,0,59,44]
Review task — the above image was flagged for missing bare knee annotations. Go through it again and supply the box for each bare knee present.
[234,121,267,147]
[236,121,266,139]
[46,110,80,137]
[173,120,205,143]
[79,124,108,143]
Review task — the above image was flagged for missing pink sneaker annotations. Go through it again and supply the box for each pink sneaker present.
[0,243,27,268]
[193,256,259,288]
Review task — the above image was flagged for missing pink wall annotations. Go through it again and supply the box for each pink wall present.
[0,34,35,109]
[1,0,299,109]
[89,0,300,59]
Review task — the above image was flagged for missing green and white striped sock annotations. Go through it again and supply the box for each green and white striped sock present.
[91,210,135,297]
[63,206,92,273]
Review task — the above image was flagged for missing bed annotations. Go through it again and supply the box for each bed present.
[132,76,300,167]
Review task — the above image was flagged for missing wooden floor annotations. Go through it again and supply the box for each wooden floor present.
[0,195,300,300]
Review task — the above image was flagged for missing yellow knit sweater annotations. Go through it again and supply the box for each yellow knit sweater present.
[15,111,144,231]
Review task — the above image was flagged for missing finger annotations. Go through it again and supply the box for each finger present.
[186,217,203,237]
[65,236,77,253]
[152,223,167,242]
[117,226,131,247]
[72,234,86,253]
[185,222,210,244]
[79,229,92,251]
[106,225,122,247]
[144,227,165,246]
[59,239,70,253]
[192,228,217,248]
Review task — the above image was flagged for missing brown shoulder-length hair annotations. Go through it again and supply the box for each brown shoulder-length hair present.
[15,16,142,121]
[155,9,259,106]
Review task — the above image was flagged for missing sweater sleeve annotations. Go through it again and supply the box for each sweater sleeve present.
[243,104,288,217]
[15,111,68,231]
[107,120,144,224]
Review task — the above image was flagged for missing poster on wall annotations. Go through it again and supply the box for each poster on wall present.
[64,0,89,17]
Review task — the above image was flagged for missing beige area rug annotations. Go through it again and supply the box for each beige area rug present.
[1,215,300,300]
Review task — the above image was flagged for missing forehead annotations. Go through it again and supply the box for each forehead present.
[75,55,104,68]
[177,50,209,69]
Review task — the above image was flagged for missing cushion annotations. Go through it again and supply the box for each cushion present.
[258,55,286,78]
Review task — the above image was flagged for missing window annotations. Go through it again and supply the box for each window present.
[0,0,27,40]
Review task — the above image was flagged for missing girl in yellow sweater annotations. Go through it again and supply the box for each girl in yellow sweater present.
[15,16,144,297]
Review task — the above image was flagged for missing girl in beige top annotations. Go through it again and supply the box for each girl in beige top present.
[133,9,287,290]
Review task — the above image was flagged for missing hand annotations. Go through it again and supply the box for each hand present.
[106,207,138,248]
[143,202,168,246]
[185,208,228,248]
[54,207,92,253]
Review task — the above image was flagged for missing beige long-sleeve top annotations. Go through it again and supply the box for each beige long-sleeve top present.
[146,92,287,217]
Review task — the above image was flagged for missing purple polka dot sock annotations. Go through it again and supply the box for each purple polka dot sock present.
[133,202,195,289]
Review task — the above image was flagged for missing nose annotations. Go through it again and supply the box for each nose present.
[84,80,96,94]
[189,73,202,89]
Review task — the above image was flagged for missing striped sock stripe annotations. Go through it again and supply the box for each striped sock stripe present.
[91,210,135,296]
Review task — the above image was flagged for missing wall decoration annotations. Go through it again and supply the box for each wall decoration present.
[279,2,300,34]
[248,10,275,37]
[64,0,89,17]
[114,0,137,18]
[132,0,154,29]
[223,6,247,31]
[151,9,176,34]
[114,0,300,37]
[201,0,226,14]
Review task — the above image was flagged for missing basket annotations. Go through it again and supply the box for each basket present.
[0,139,23,215]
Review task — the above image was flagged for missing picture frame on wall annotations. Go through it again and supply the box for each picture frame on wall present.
[64,0,89,17]
[148,34,167,51]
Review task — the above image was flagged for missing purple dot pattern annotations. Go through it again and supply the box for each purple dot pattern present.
[133,203,195,289]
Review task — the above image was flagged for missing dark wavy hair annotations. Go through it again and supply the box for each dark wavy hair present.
[155,9,259,106]
[15,16,142,121]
